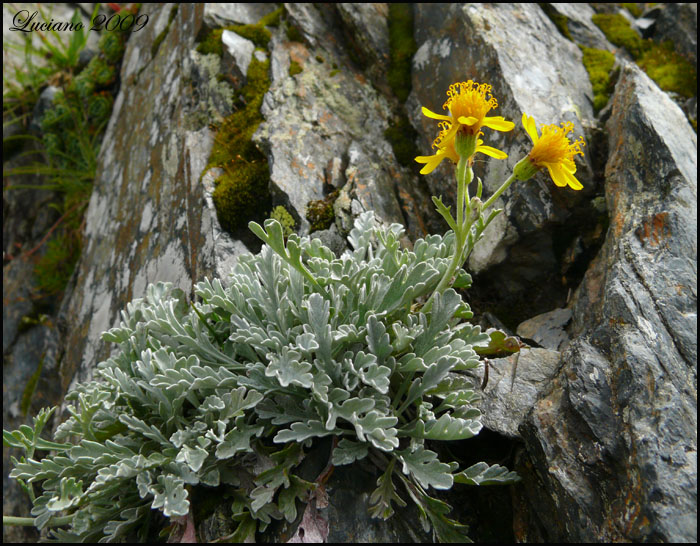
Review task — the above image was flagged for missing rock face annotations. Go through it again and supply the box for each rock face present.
[3,2,697,544]
[521,62,697,543]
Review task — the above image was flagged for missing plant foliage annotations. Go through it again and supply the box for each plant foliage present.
[4,212,520,542]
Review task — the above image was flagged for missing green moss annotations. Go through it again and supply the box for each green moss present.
[592,13,697,99]
[198,7,283,57]
[329,69,340,78]
[638,41,697,98]
[620,3,643,18]
[270,205,296,237]
[285,21,304,43]
[539,3,573,41]
[209,55,272,232]
[151,4,179,58]
[289,60,303,77]
[580,46,616,112]
[306,190,339,233]
[592,12,646,58]
[197,29,225,56]
[387,4,416,103]
[385,116,420,168]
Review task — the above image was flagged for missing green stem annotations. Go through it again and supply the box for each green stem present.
[3,514,74,527]
[482,172,517,211]
[425,161,473,312]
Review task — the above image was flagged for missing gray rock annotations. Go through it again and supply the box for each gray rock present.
[547,3,618,50]
[254,21,431,239]
[467,348,562,438]
[336,3,391,94]
[650,3,697,66]
[522,62,697,543]
[59,4,220,390]
[202,3,277,31]
[221,29,255,86]
[516,308,572,351]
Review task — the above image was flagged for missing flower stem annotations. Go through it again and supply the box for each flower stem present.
[425,160,473,311]
[482,172,517,211]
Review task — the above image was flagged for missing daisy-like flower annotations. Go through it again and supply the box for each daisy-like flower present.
[415,122,510,175]
[415,81,515,173]
[517,113,586,190]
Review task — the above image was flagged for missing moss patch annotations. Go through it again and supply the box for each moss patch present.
[580,46,616,112]
[592,13,646,58]
[591,12,697,103]
[306,190,339,233]
[387,4,417,103]
[270,205,296,238]
[208,54,272,233]
[539,3,573,41]
[637,41,697,98]
[198,7,283,56]
[289,60,303,77]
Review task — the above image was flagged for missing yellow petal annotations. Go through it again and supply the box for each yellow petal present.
[421,106,451,121]
[546,162,585,189]
[476,144,508,159]
[482,116,515,132]
[457,115,479,126]
[415,152,446,174]
[560,167,584,190]
[545,163,568,187]
[521,113,538,143]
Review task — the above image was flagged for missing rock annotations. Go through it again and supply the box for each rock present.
[516,308,572,351]
[521,62,697,542]
[59,4,221,390]
[221,29,255,86]
[254,15,433,239]
[202,3,278,30]
[545,3,618,50]
[467,348,561,438]
[335,3,391,95]
[649,3,697,66]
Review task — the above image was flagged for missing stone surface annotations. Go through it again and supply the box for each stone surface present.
[202,2,277,30]
[650,3,697,66]
[547,3,618,50]
[59,4,220,391]
[255,9,434,239]
[521,62,697,543]
[516,308,572,351]
[467,348,562,439]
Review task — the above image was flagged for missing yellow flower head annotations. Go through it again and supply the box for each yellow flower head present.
[520,113,586,190]
[416,81,514,174]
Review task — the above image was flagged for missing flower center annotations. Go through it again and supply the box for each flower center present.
[443,81,498,135]
[529,121,585,166]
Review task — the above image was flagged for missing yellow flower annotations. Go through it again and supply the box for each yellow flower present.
[521,113,586,190]
[416,81,514,173]
[416,123,508,174]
